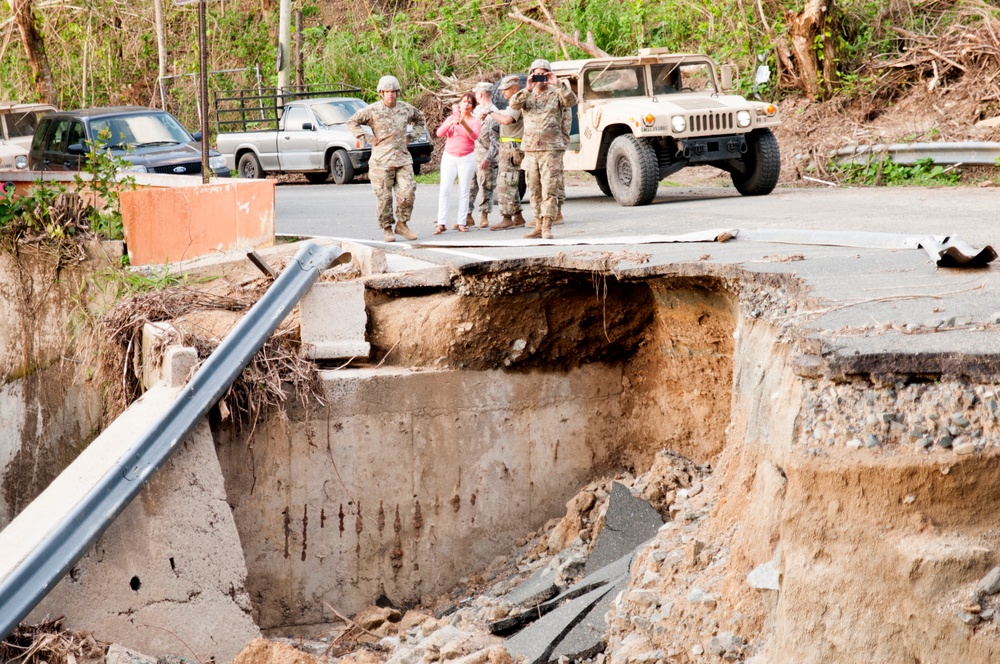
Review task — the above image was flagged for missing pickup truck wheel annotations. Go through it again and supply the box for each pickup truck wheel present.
[238,152,264,179]
[607,134,659,206]
[304,172,328,184]
[330,149,355,184]
[731,128,780,196]
[594,170,613,197]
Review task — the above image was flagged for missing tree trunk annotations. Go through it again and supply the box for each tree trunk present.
[8,0,57,105]
[154,0,168,108]
[786,0,838,100]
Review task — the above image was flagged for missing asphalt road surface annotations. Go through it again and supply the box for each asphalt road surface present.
[275,175,1000,249]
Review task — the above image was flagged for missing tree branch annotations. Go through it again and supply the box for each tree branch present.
[508,6,610,58]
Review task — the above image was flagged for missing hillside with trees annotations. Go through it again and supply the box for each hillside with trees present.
[1,0,998,182]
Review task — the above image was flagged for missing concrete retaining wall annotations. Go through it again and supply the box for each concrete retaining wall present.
[26,419,260,663]
[214,365,626,628]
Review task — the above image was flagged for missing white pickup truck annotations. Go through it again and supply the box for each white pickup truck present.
[215,90,432,184]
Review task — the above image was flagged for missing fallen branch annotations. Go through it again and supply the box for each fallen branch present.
[476,22,523,65]
[508,5,609,58]
[537,0,569,60]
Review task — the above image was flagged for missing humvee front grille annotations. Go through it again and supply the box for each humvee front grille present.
[690,112,734,133]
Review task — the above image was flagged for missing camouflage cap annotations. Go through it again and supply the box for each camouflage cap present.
[498,74,520,91]
[473,82,493,94]
[529,58,552,72]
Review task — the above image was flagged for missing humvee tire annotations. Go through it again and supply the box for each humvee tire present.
[606,134,659,206]
[594,170,613,197]
[731,128,780,196]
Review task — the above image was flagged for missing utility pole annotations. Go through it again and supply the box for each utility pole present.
[277,0,291,93]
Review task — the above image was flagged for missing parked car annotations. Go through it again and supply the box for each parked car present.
[215,95,434,184]
[0,101,58,170]
[28,106,230,177]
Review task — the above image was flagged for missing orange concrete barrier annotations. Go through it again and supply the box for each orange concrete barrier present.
[120,179,275,266]
[1,172,275,267]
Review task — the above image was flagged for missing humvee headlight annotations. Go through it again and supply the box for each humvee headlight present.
[736,110,752,128]
[643,114,655,127]
[14,155,28,170]
[670,115,686,133]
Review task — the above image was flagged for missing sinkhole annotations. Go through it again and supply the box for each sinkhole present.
[210,268,739,631]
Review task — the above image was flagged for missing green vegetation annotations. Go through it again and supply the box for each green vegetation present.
[0,138,132,244]
[833,157,962,187]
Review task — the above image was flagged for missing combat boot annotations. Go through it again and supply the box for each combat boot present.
[490,215,514,231]
[479,212,490,228]
[465,212,475,227]
[512,211,527,227]
[541,216,554,240]
[523,218,542,239]
[553,210,564,225]
[383,227,396,242]
[394,220,417,241]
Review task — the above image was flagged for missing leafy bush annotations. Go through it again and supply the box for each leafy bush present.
[832,156,962,186]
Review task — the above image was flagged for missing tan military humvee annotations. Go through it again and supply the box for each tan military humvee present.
[0,101,57,171]
[552,48,781,206]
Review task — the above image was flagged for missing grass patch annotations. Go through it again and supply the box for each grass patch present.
[831,157,962,186]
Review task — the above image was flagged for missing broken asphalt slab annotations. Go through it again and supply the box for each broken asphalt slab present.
[584,482,664,576]
[491,550,636,636]
[504,581,622,664]
[549,576,628,663]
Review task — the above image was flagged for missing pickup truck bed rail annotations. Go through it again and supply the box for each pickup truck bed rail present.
[214,83,362,133]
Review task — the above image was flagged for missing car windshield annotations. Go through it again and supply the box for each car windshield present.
[311,99,367,125]
[91,112,192,148]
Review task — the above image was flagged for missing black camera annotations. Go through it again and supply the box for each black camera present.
[530,73,548,83]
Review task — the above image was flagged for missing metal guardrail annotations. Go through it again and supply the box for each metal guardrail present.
[0,241,348,641]
[834,141,1000,166]
[214,83,362,133]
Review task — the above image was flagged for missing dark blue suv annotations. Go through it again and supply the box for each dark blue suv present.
[29,106,230,177]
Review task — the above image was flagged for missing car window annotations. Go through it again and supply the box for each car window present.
[47,119,74,152]
[584,67,646,100]
[65,121,86,149]
[283,106,310,130]
[311,99,367,125]
[91,112,192,147]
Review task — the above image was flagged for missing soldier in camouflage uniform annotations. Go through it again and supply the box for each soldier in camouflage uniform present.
[346,75,427,243]
[486,74,528,231]
[466,82,499,228]
[509,58,577,239]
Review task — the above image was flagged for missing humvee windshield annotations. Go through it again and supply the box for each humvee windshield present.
[583,66,646,100]
[651,62,718,95]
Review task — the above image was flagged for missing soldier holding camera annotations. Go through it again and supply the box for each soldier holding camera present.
[509,58,577,239]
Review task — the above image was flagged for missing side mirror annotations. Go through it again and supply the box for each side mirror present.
[67,143,87,155]
[302,122,314,131]
[191,131,203,142]
[720,65,737,92]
